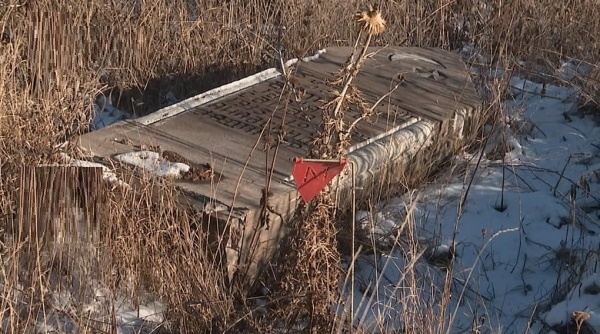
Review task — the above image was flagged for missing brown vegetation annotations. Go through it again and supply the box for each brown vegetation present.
[0,0,599,333]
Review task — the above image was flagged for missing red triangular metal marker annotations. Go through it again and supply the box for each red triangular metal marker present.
[292,157,347,202]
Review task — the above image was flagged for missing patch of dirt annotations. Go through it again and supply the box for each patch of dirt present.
[161,150,215,182]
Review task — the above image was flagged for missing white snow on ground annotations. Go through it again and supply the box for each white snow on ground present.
[91,94,129,130]
[349,75,600,333]
[34,288,165,334]
[114,151,190,178]
[557,59,594,81]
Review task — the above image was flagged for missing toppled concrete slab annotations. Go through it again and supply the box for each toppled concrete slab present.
[77,46,480,285]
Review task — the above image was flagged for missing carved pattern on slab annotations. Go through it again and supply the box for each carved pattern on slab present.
[192,74,414,151]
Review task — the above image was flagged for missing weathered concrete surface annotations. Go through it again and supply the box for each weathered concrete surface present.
[77,46,480,286]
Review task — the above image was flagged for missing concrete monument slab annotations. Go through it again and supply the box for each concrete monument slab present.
[77,46,481,284]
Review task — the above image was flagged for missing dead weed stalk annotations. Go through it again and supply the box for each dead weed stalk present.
[271,4,387,332]
[0,0,600,333]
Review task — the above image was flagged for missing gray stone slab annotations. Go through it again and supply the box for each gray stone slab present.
[77,45,480,284]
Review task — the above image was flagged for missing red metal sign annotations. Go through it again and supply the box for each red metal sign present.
[292,157,347,202]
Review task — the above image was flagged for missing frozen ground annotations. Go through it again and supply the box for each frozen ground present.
[349,64,600,332]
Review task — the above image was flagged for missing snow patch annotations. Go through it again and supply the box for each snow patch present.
[114,151,190,178]
[543,274,600,330]
[348,72,600,333]
[91,94,129,130]
[557,58,594,81]
[285,48,327,67]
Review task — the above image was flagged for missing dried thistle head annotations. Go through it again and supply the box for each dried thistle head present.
[572,310,590,323]
[356,4,386,35]
[572,310,591,332]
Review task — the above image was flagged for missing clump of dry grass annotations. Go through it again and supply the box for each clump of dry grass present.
[578,65,600,121]
[1,167,242,333]
[265,5,388,331]
[100,176,239,333]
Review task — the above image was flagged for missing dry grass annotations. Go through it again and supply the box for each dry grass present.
[0,0,600,333]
